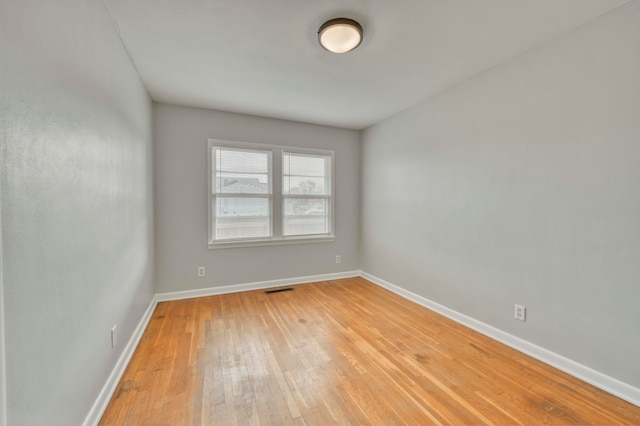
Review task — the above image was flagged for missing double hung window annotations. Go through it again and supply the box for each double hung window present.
[283,152,332,236]
[212,146,272,241]
[208,139,334,248]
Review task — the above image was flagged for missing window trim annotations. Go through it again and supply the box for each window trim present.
[208,139,335,249]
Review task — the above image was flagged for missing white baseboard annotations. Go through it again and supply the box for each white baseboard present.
[156,270,361,302]
[360,271,640,408]
[83,295,159,426]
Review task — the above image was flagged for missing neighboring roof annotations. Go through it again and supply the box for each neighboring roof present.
[221,178,267,194]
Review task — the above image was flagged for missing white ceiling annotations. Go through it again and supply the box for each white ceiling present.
[101,0,630,129]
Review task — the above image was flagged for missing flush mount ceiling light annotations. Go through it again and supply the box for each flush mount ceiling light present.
[318,18,363,53]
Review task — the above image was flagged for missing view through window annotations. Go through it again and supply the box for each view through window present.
[213,146,272,241]
[283,152,332,236]
[209,140,334,247]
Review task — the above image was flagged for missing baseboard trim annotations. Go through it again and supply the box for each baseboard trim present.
[360,271,640,408]
[156,270,361,302]
[83,295,159,426]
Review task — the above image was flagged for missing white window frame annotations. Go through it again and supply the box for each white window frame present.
[282,150,333,238]
[208,139,335,249]
[211,144,273,242]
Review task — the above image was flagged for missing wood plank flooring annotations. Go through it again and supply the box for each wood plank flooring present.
[100,277,640,425]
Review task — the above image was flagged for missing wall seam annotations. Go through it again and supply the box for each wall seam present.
[0,148,7,424]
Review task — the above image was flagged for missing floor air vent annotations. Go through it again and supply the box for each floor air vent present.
[265,287,293,294]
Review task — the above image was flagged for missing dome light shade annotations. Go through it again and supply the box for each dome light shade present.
[318,18,363,53]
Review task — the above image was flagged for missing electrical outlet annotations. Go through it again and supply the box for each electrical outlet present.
[111,325,117,348]
[198,266,205,277]
[336,255,341,264]
[514,304,526,322]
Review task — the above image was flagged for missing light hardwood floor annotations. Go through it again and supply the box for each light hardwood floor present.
[100,277,640,425]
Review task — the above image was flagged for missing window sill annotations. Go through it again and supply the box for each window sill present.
[208,235,335,250]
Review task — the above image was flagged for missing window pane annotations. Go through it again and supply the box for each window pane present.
[215,197,270,240]
[282,176,327,195]
[283,152,331,195]
[215,147,270,194]
[283,198,328,236]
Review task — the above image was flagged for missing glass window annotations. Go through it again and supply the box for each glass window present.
[208,140,334,248]
[283,152,332,237]
[211,146,272,241]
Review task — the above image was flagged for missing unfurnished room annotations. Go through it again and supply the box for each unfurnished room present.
[1,0,640,425]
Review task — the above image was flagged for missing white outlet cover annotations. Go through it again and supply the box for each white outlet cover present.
[514,304,526,321]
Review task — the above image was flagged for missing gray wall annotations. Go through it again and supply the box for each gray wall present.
[0,180,5,425]
[0,0,154,424]
[361,2,640,388]
[154,103,360,293]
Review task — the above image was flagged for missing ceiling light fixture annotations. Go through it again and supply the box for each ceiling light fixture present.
[318,18,363,54]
